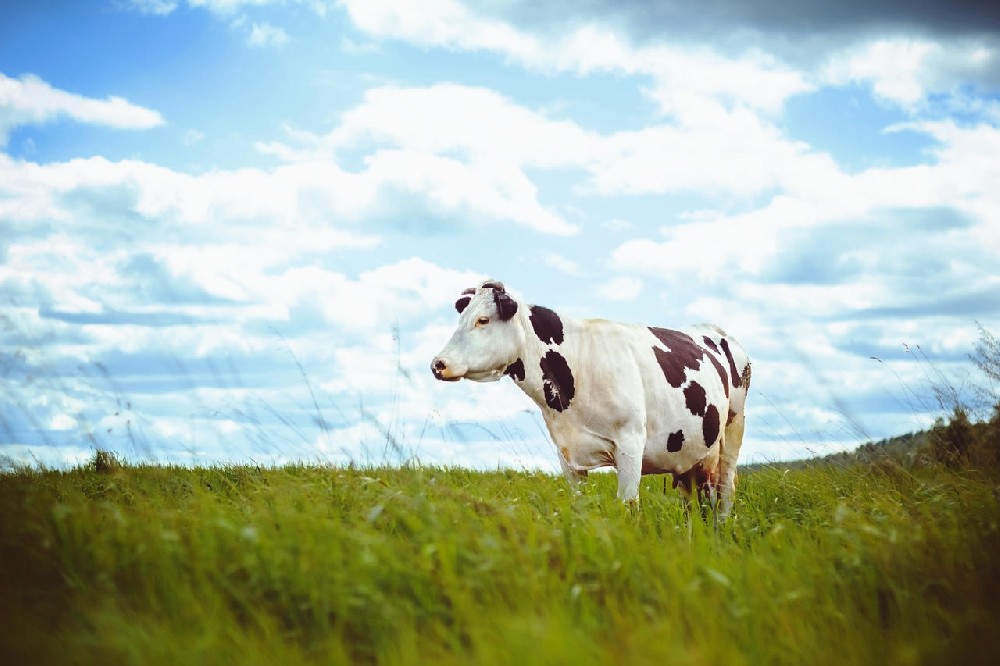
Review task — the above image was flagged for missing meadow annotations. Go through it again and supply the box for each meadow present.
[2,453,999,664]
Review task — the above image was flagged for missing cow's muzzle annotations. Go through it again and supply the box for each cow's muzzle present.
[431,357,461,382]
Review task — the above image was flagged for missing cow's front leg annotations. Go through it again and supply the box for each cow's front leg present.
[553,440,589,492]
[558,456,588,490]
[615,441,643,504]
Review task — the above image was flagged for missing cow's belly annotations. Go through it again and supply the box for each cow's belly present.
[640,404,725,475]
[560,429,616,471]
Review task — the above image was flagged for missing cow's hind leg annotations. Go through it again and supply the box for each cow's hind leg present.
[674,454,720,524]
[718,412,745,520]
[719,358,751,521]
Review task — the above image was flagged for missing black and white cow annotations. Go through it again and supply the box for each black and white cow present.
[431,280,751,517]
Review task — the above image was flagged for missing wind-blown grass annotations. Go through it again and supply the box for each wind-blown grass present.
[1,460,998,664]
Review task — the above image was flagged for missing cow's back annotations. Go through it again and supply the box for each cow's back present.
[548,319,743,476]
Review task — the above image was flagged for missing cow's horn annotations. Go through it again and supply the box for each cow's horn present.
[481,280,505,292]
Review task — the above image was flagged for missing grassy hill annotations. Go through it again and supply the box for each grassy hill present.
[750,404,1000,473]
[2,455,999,664]
[743,430,934,472]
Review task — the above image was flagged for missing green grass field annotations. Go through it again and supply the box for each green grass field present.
[2,458,999,665]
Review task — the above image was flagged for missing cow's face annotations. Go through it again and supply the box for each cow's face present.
[431,282,521,383]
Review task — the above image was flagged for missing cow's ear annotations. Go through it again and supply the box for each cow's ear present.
[494,290,518,321]
[455,287,476,314]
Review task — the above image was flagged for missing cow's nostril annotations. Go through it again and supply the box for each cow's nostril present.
[433,358,446,372]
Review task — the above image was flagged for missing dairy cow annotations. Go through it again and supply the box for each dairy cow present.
[431,281,751,517]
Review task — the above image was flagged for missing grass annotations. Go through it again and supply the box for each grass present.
[1,459,999,664]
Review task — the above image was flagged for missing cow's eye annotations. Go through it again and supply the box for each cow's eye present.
[476,316,490,326]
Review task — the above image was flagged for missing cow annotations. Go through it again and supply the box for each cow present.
[431,280,751,518]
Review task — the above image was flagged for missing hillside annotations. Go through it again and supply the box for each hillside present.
[743,430,932,472]
[749,405,1000,472]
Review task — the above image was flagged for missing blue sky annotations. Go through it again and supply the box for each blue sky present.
[2,0,999,470]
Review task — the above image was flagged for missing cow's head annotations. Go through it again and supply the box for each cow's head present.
[431,280,522,383]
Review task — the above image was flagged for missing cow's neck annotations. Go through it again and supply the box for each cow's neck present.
[508,303,579,414]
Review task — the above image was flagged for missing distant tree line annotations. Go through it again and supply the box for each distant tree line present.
[749,324,1000,473]
[930,324,1000,469]
[928,404,1000,469]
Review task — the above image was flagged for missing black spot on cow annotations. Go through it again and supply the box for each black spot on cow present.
[684,381,707,417]
[705,350,730,399]
[540,350,575,412]
[530,306,564,345]
[666,429,684,453]
[703,405,721,448]
[649,328,703,388]
[741,363,752,391]
[702,336,720,354]
[727,409,737,426]
[493,289,518,321]
[504,358,525,382]
[652,347,682,388]
[720,338,741,389]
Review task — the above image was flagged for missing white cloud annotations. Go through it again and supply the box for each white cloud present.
[264,81,830,223]
[602,218,633,232]
[326,84,598,168]
[338,1,1000,129]
[339,37,381,56]
[610,115,1000,289]
[125,0,331,18]
[189,0,293,14]
[541,253,582,276]
[265,259,481,334]
[596,276,643,302]
[339,0,813,118]
[182,129,206,145]
[124,0,180,15]
[248,22,289,47]
[589,107,836,198]
[2,142,568,237]
[263,84,585,234]
[341,0,540,61]
[362,149,576,235]
[0,444,95,469]
[0,73,164,146]
[821,37,1000,109]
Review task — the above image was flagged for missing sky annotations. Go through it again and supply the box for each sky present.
[2,0,999,471]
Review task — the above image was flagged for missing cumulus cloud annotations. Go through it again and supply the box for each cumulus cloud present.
[339,0,813,117]
[499,0,1000,41]
[611,115,1000,288]
[263,84,586,234]
[0,73,164,146]
[264,81,834,222]
[338,0,1000,118]
[821,38,1000,108]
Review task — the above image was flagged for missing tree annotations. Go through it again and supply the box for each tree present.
[930,406,979,467]
[968,402,1000,469]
